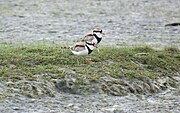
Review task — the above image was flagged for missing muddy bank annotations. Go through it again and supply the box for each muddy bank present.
[0,73,179,98]
[0,74,180,113]
[0,78,180,113]
[55,73,180,96]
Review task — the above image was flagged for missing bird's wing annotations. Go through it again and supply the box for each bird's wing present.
[71,42,86,51]
[73,46,85,52]
[81,34,94,42]
[74,41,86,46]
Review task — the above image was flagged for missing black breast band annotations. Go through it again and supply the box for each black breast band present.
[93,34,102,43]
[86,45,93,54]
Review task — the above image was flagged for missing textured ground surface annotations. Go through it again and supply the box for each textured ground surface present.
[0,0,180,48]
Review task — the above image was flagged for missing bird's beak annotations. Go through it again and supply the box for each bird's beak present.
[101,32,105,35]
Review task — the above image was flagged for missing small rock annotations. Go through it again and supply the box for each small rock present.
[66,103,74,108]
[12,107,21,111]
[108,20,113,23]
[48,30,57,33]
[165,22,180,26]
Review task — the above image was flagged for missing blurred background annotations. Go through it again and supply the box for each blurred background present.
[0,0,180,48]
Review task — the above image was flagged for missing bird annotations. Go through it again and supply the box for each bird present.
[71,41,96,56]
[81,28,105,47]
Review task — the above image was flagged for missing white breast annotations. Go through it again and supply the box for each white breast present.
[71,46,89,56]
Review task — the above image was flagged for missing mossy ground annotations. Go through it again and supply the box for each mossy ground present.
[0,42,179,83]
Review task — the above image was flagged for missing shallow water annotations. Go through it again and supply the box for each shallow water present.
[0,88,179,113]
[0,0,180,48]
[0,0,180,112]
